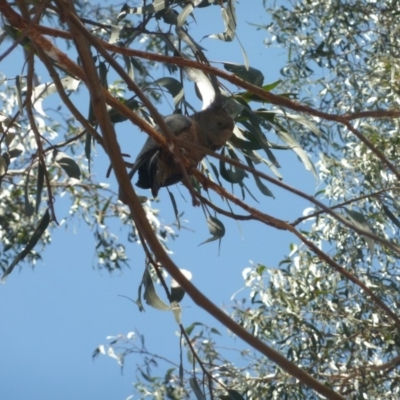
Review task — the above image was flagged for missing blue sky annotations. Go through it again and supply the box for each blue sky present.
[0,1,317,399]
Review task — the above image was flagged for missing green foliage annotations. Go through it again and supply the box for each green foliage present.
[2,0,400,399]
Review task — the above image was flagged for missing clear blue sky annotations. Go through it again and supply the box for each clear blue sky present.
[0,2,315,399]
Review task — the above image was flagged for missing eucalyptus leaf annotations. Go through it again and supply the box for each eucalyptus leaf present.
[381,203,400,229]
[1,209,50,282]
[219,147,246,183]
[170,269,192,303]
[108,97,140,123]
[154,77,184,106]
[177,3,193,27]
[32,77,80,116]
[54,150,81,179]
[142,268,170,311]
[35,163,44,214]
[239,80,282,102]
[99,61,108,88]
[274,128,317,178]
[0,154,8,177]
[245,155,274,197]
[346,209,375,254]
[171,301,182,324]
[199,216,225,246]
[24,170,35,217]
[208,0,237,42]
[189,377,206,400]
[16,75,24,115]
[224,63,264,86]
[227,389,245,400]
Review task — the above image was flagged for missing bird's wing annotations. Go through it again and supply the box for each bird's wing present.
[129,114,193,179]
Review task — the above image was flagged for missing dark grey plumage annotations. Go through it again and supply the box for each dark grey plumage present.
[128,101,234,197]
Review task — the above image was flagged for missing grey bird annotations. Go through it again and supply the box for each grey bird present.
[127,101,234,198]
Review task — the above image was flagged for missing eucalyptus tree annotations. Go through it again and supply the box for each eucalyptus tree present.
[1,1,400,399]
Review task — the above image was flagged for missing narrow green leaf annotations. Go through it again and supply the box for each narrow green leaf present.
[177,3,194,27]
[170,269,192,303]
[154,77,184,106]
[346,209,375,254]
[208,0,237,42]
[99,61,108,88]
[381,203,400,229]
[122,55,135,81]
[117,0,166,19]
[16,75,24,115]
[32,77,80,116]
[35,162,45,214]
[85,132,91,172]
[54,150,81,179]
[167,189,180,229]
[224,63,264,86]
[245,155,274,197]
[109,25,121,44]
[8,144,23,159]
[143,268,170,311]
[108,97,140,123]
[274,127,317,178]
[171,301,182,324]
[219,147,246,183]
[24,170,35,216]
[227,389,245,400]
[189,377,206,400]
[0,154,8,177]
[239,80,282,102]
[1,209,50,282]
[199,216,225,246]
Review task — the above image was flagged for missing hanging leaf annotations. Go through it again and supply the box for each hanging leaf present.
[170,269,193,303]
[230,133,260,151]
[381,203,400,229]
[238,80,282,102]
[15,75,24,115]
[117,0,167,19]
[109,25,121,44]
[154,77,184,106]
[24,170,35,217]
[0,154,8,177]
[224,63,264,86]
[346,209,375,255]
[53,150,81,179]
[274,127,317,178]
[189,377,207,400]
[185,66,216,108]
[221,389,245,400]
[122,54,135,81]
[167,189,181,229]
[272,109,323,138]
[245,155,274,197]
[35,163,45,214]
[219,147,246,183]
[108,97,140,123]
[199,216,225,246]
[32,76,80,116]
[142,268,170,311]
[1,209,50,282]
[85,132,92,170]
[208,0,237,42]
[8,143,24,159]
[171,301,182,324]
[177,2,197,27]
[98,61,108,88]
